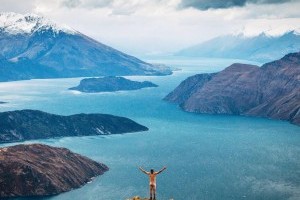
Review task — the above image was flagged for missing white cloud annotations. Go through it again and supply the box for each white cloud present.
[0,0,299,56]
[0,0,36,13]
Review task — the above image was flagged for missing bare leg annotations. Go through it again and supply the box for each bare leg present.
[150,186,153,200]
[153,187,156,200]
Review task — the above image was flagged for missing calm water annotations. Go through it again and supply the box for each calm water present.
[0,58,299,200]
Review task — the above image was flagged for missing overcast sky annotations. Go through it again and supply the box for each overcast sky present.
[1,0,300,57]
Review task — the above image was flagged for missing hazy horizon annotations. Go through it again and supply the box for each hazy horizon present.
[1,0,300,57]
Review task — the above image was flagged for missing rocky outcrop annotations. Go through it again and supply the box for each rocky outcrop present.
[127,197,150,200]
[127,196,174,200]
[0,109,148,143]
[0,144,108,197]
[164,52,300,126]
[69,76,158,93]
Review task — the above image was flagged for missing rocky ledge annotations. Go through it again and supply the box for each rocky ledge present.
[69,76,158,93]
[127,196,174,200]
[0,144,108,197]
[127,197,151,200]
[0,109,148,143]
[164,52,300,126]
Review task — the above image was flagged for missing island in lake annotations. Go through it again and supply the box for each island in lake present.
[0,109,148,143]
[69,76,158,93]
[0,144,108,197]
[165,52,300,126]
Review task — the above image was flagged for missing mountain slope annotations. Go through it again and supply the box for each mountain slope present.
[175,31,300,62]
[0,144,108,197]
[164,73,216,104]
[0,12,171,82]
[165,52,300,126]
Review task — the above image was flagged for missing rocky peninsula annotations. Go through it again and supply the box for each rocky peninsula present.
[0,144,108,197]
[0,109,148,143]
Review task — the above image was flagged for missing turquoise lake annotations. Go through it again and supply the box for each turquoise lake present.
[0,58,299,200]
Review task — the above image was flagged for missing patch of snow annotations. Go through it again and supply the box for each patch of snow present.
[231,27,300,38]
[0,12,77,35]
[96,128,105,134]
[294,28,300,35]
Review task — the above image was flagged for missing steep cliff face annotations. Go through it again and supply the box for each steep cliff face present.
[163,73,216,105]
[165,52,300,126]
[245,52,300,123]
[0,109,148,143]
[182,63,261,114]
[0,144,108,197]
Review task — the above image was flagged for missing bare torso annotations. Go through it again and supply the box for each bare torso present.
[139,166,166,193]
[149,173,157,186]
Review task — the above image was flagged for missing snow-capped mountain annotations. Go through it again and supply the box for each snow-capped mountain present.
[175,31,300,62]
[0,12,76,35]
[0,12,171,82]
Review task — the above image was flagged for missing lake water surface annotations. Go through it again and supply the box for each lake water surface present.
[0,58,299,200]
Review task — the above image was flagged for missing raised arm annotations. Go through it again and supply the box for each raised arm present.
[156,166,167,174]
[139,167,149,175]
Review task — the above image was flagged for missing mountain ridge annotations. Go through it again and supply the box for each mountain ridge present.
[0,12,76,35]
[0,12,171,82]
[175,31,300,62]
[165,52,300,126]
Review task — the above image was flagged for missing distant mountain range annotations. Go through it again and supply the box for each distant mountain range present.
[165,52,300,126]
[175,31,300,62]
[0,12,171,82]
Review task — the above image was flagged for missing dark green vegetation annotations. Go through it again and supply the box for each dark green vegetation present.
[0,109,148,143]
[69,76,158,93]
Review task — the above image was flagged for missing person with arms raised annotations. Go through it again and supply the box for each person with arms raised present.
[139,166,167,200]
